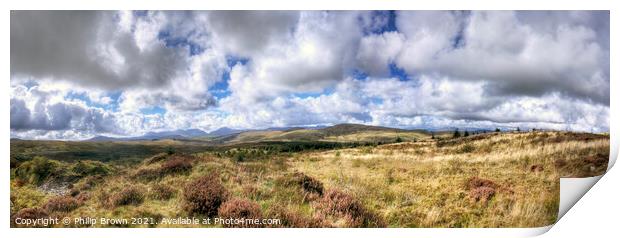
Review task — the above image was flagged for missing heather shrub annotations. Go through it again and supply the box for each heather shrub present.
[266,204,327,228]
[183,174,229,217]
[217,198,263,228]
[76,175,105,191]
[75,192,90,203]
[465,177,498,204]
[109,186,145,207]
[11,208,49,227]
[146,153,169,164]
[469,186,496,203]
[150,183,176,200]
[465,176,497,190]
[293,172,324,196]
[44,196,80,213]
[159,157,193,175]
[316,189,386,228]
[133,168,160,181]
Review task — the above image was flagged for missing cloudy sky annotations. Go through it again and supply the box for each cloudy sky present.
[10,11,609,140]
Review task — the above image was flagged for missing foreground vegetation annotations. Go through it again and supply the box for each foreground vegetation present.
[10,130,609,228]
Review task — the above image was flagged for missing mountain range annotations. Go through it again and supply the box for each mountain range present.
[85,123,414,142]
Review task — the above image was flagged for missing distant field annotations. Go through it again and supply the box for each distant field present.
[10,131,609,228]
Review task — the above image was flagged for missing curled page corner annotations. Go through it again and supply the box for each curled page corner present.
[556,134,618,224]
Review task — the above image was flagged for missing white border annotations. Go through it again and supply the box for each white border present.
[2,1,617,237]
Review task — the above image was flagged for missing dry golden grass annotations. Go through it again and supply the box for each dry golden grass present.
[291,131,608,227]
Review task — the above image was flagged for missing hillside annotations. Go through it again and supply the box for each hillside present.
[218,123,430,144]
[9,131,610,228]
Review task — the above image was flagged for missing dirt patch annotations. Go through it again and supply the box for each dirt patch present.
[530,164,544,172]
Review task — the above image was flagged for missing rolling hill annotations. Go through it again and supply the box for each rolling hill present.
[217,123,431,144]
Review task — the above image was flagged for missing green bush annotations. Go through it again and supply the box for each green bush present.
[71,160,111,177]
[14,156,62,185]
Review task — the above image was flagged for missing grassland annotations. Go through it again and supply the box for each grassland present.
[9,130,609,228]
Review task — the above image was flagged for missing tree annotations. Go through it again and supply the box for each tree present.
[495,128,501,132]
[395,136,403,143]
[516,127,521,132]
[431,132,435,140]
[464,130,469,137]
[453,128,461,138]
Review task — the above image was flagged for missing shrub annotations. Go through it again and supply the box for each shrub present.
[75,192,90,203]
[159,157,193,175]
[109,186,145,207]
[585,153,608,167]
[133,168,160,181]
[217,198,263,228]
[183,174,229,217]
[465,177,497,190]
[76,175,105,191]
[71,160,111,177]
[166,147,176,155]
[266,204,327,228]
[14,156,62,185]
[11,208,50,227]
[465,177,497,204]
[293,172,324,196]
[469,187,496,203]
[150,183,176,200]
[316,189,386,228]
[146,153,169,164]
[44,196,80,213]
[456,144,475,154]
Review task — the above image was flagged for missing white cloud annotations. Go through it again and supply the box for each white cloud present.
[9,11,610,139]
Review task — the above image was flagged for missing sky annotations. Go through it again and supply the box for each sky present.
[10,10,610,140]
